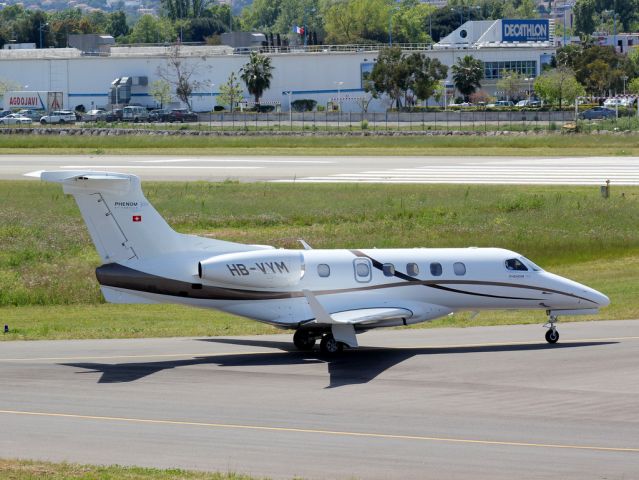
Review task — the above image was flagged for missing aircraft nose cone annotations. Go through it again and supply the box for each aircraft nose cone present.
[593,290,610,307]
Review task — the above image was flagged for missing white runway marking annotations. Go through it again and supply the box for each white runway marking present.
[60,165,263,170]
[273,158,639,185]
[135,159,335,164]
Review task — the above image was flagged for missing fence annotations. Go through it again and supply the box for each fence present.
[2,109,636,134]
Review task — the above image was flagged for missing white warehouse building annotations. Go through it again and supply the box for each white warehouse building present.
[0,19,555,113]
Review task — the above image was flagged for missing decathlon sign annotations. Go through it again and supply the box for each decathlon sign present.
[502,20,549,42]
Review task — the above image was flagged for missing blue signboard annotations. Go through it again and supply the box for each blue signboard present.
[502,19,549,42]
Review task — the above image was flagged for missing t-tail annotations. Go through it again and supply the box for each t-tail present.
[28,170,260,264]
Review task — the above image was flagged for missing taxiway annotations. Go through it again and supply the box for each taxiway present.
[1,320,638,479]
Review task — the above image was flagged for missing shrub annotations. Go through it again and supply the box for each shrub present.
[291,99,317,112]
[360,119,369,130]
[213,105,225,112]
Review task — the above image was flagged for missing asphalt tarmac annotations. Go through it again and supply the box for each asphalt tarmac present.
[1,320,638,479]
[2,154,639,184]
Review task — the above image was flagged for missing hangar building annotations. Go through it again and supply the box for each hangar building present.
[0,19,555,112]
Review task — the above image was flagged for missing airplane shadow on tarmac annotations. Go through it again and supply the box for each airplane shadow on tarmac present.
[60,339,617,388]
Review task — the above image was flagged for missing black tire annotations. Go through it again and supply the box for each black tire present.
[59,119,65,124]
[293,329,316,351]
[545,329,559,344]
[320,334,344,355]
[40,119,47,125]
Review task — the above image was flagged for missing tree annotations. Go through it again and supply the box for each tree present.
[534,67,585,108]
[406,53,448,103]
[322,0,389,44]
[574,0,597,36]
[108,11,129,39]
[0,78,21,103]
[162,0,208,20]
[452,55,484,102]
[628,77,639,94]
[367,47,447,109]
[496,70,524,101]
[367,46,406,108]
[150,79,172,108]
[240,51,274,108]
[157,44,201,109]
[217,72,244,111]
[129,14,175,43]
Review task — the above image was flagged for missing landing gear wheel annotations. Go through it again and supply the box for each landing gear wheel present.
[293,329,316,351]
[545,328,559,344]
[320,334,344,355]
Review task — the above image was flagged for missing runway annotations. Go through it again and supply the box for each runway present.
[1,320,638,479]
[3,154,639,184]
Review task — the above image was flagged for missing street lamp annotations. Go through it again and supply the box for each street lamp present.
[524,77,534,103]
[334,81,344,112]
[209,82,215,128]
[38,21,49,49]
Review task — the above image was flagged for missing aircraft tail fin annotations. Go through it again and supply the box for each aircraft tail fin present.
[30,170,249,263]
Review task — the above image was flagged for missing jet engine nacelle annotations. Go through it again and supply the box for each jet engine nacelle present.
[198,250,304,288]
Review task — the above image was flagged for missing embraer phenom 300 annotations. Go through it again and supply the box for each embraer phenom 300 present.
[31,171,610,354]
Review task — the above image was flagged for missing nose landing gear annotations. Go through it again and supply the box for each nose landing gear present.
[544,314,559,344]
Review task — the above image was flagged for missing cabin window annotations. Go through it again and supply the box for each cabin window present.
[453,262,466,276]
[317,264,330,277]
[382,263,395,277]
[430,262,443,276]
[356,262,370,277]
[407,263,419,276]
[505,258,528,271]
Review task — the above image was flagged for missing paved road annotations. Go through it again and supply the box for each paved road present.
[3,154,639,184]
[1,320,638,479]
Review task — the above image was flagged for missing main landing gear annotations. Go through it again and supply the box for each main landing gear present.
[544,314,559,344]
[293,329,345,355]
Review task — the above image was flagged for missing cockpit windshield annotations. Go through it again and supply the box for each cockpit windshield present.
[521,256,543,271]
[505,257,543,272]
[505,258,527,271]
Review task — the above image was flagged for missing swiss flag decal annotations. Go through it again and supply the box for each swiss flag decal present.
[132,215,142,222]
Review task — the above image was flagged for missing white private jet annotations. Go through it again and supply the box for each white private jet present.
[30,170,610,354]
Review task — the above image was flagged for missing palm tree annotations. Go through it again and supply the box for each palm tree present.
[240,52,274,110]
[451,55,484,102]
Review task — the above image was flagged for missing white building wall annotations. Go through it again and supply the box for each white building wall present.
[0,45,555,113]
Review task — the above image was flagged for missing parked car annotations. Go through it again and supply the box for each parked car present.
[82,109,106,122]
[579,107,616,120]
[0,113,33,125]
[40,110,76,124]
[149,108,172,122]
[17,109,45,120]
[516,99,541,107]
[104,109,123,122]
[0,110,12,118]
[122,105,149,122]
[168,108,198,122]
[603,97,633,108]
[488,100,515,108]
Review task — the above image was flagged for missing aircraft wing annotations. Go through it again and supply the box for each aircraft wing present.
[330,307,413,325]
[303,290,412,325]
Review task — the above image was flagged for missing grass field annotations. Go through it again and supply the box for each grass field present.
[1,132,639,156]
[1,180,637,340]
[0,459,264,480]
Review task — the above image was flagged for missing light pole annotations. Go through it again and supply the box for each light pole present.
[209,82,215,128]
[334,81,344,112]
[563,1,567,46]
[621,75,628,95]
[38,21,49,49]
[524,77,534,103]
[285,90,292,125]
